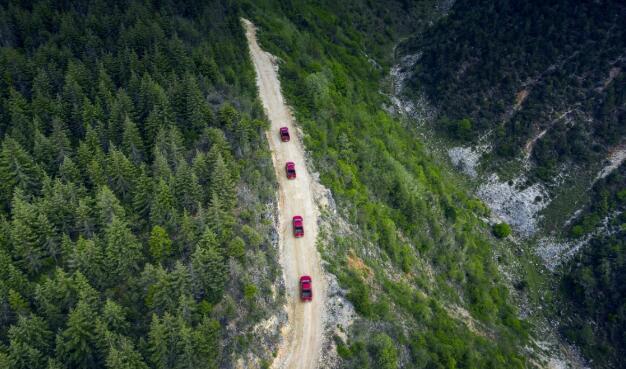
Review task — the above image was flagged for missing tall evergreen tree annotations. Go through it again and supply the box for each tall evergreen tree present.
[105,336,149,369]
[55,299,101,369]
[122,117,145,165]
[104,216,143,284]
[148,225,172,262]
[8,314,52,369]
[0,137,41,203]
[101,299,129,335]
[10,193,48,275]
[173,160,201,213]
[7,88,33,148]
[208,152,236,211]
[191,228,226,303]
[67,237,105,288]
[132,166,153,228]
[106,148,136,203]
[147,313,175,369]
[150,179,176,231]
[50,119,73,170]
[75,197,96,237]
[95,186,125,228]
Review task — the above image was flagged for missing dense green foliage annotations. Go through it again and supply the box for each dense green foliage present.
[247,1,531,367]
[410,0,625,181]
[0,1,281,368]
[492,223,512,239]
[560,164,626,367]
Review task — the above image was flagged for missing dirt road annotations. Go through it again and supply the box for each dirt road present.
[243,19,327,369]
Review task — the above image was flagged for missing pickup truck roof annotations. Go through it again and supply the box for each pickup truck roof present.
[300,275,312,301]
[286,162,296,179]
[293,215,304,238]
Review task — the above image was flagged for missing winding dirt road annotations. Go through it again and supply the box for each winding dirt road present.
[243,19,327,369]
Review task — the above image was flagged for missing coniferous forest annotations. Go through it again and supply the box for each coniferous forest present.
[0,1,281,368]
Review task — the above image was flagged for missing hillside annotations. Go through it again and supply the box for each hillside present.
[410,0,625,182]
[247,1,539,367]
[399,0,626,367]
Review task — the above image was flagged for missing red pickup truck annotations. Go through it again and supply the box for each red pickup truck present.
[300,275,312,301]
[286,162,296,179]
[280,127,290,142]
[292,215,304,238]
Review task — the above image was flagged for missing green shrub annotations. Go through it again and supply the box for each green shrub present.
[492,223,512,238]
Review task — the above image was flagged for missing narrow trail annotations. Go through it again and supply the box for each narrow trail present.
[243,19,327,369]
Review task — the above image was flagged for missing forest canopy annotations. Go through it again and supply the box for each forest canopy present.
[0,1,281,368]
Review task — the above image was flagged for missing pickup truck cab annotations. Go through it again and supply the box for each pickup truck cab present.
[292,215,304,238]
[300,275,312,301]
[279,127,290,142]
[286,162,296,179]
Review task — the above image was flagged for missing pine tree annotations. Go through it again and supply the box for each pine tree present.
[143,84,174,151]
[75,197,96,237]
[40,178,78,238]
[178,210,200,256]
[34,211,60,265]
[0,137,41,203]
[50,119,73,170]
[87,158,107,188]
[106,148,137,203]
[33,130,56,175]
[0,248,30,298]
[67,237,105,288]
[7,88,33,148]
[8,314,52,355]
[191,151,210,188]
[153,127,184,172]
[176,294,197,325]
[174,74,211,142]
[105,336,149,369]
[152,150,173,183]
[132,166,153,228]
[8,339,47,369]
[206,192,234,242]
[147,313,175,369]
[104,216,144,284]
[10,192,48,275]
[148,225,172,262]
[234,117,253,155]
[107,90,135,147]
[151,179,177,231]
[173,160,201,213]
[122,117,145,165]
[95,186,125,228]
[209,152,236,211]
[34,268,75,331]
[73,271,100,308]
[55,299,101,369]
[61,66,87,139]
[32,68,57,129]
[170,262,192,302]
[193,317,220,369]
[191,228,226,303]
[81,97,104,131]
[59,156,81,184]
[175,323,197,369]
[102,299,129,335]
[77,126,105,178]
[217,103,240,133]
